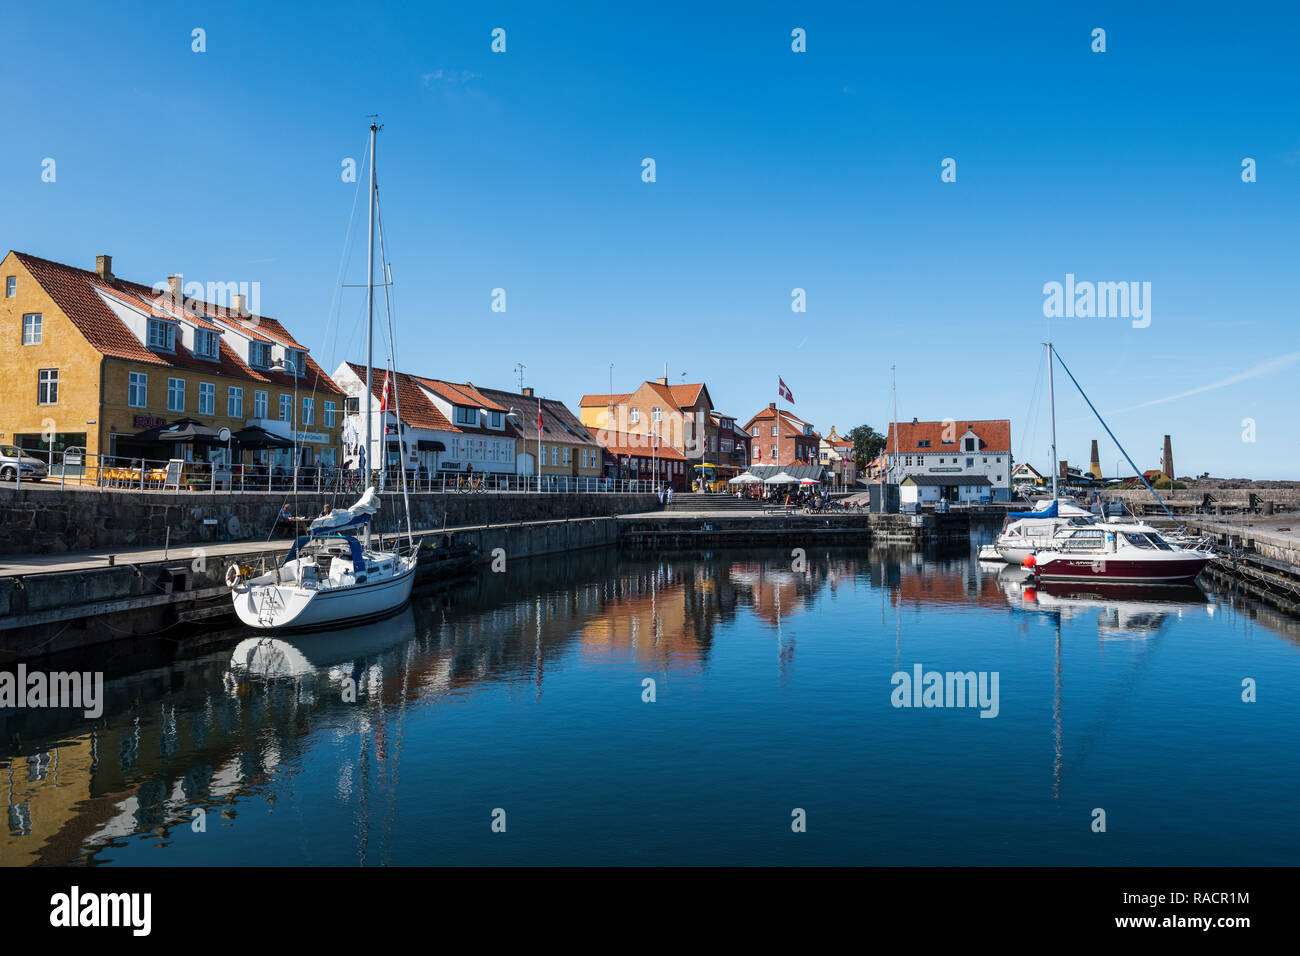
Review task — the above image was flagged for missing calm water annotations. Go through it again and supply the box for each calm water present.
[3,545,1298,866]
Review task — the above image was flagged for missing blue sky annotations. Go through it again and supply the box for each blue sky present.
[4,1,1297,477]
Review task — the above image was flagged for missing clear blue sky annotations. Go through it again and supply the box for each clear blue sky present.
[4,1,1297,477]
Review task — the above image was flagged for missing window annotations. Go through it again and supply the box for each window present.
[228,386,243,417]
[770,444,777,458]
[771,426,778,437]
[752,426,759,437]
[964,438,976,451]
[905,456,913,466]
[753,446,760,459]
[249,341,271,368]
[539,444,546,463]
[917,439,931,447]
[983,457,988,464]
[563,447,570,466]
[996,457,1002,463]
[551,446,559,466]
[21,313,42,345]
[652,407,662,422]
[198,382,215,415]
[4,276,14,297]
[254,390,268,418]
[279,394,292,422]
[37,369,58,404]
[286,349,306,376]
[455,406,477,426]
[194,328,220,360]
[167,377,185,412]
[344,396,359,414]
[721,439,732,453]
[966,458,974,468]
[302,397,314,426]
[629,408,640,424]
[324,401,336,428]
[148,319,176,351]
[489,410,503,429]
[128,371,148,408]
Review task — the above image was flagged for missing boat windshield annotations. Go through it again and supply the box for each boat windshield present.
[1123,532,1155,549]
[1149,533,1173,551]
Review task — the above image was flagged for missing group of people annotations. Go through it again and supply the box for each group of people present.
[656,486,675,505]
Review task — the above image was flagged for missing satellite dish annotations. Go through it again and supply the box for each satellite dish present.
[218,427,232,443]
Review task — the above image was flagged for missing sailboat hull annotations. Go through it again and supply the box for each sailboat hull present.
[233,559,417,630]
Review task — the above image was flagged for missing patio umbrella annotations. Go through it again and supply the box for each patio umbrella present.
[800,477,821,486]
[728,473,762,484]
[129,418,224,445]
[764,472,798,484]
[231,425,294,450]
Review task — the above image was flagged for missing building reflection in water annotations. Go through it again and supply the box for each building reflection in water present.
[0,545,1289,866]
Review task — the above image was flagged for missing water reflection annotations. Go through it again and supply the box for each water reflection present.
[1,546,1296,866]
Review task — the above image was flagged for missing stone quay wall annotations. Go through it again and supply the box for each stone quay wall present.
[0,486,659,555]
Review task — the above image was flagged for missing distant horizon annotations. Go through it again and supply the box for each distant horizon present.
[6,1,1297,478]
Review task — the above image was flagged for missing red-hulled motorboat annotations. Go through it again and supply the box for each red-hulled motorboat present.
[1025,521,1211,584]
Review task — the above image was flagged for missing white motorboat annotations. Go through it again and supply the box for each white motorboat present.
[228,122,419,630]
[993,499,1096,564]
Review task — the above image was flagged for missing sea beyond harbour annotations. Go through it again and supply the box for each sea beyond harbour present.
[3,545,1298,867]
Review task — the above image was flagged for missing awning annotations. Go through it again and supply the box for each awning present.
[417,440,446,452]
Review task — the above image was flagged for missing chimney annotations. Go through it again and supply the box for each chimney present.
[911,417,918,425]
[769,402,776,410]
[94,254,113,281]
[521,386,534,397]
[231,293,248,317]
[1059,460,1069,480]
[1162,435,1174,479]
[656,376,668,385]
[1089,439,1102,479]
[167,274,183,308]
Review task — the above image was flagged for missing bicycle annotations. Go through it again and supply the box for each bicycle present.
[457,474,488,494]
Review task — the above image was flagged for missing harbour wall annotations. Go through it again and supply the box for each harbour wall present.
[0,487,658,555]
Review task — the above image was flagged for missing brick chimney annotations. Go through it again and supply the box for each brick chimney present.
[167,274,183,308]
[231,293,248,317]
[1162,435,1174,479]
[656,376,668,385]
[94,254,113,281]
[521,386,534,397]
[1088,439,1102,479]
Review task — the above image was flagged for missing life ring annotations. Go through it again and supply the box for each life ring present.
[225,563,243,588]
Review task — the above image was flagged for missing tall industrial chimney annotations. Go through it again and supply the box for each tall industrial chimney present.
[1162,435,1175,480]
[1088,440,1102,479]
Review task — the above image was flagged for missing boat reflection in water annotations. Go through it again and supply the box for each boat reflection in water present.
[227,606,417,682]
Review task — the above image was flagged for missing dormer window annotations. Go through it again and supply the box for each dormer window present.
[249,341,272,368]
[148,319,176,351]
[286,349,307,377]
[917,439,931,448]
[194,328,220,360]
[488,411,504,429]
[455,406,478,426]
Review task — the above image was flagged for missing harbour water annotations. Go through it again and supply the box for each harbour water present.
[3,545,1298,866]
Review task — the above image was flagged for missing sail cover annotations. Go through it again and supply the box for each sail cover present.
[1008,500,1058,520]
[309,486,381,533]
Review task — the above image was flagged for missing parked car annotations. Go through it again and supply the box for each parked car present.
[0,444,48,482]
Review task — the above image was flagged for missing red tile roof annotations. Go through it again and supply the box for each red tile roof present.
[742,405,820,440]
[13,251,340,394]
[885,419,1011,454]
[579,393,631,407]
[344,365,516,435]
[412,377,507,413]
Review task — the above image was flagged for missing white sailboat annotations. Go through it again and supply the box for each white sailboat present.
[228,123,418,630]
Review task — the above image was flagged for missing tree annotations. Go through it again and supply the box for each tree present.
[849,425,886,469]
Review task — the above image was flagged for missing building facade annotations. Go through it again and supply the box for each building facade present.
[819,425,857,488]
[475,385,603,482]
[579,378,715,466]
[742,403,820,467]
[884,418,1012,501]
[0,250,342,469]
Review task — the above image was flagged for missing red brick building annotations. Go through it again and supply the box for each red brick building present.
[742,403,819,467]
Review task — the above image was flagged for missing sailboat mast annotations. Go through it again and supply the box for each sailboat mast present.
[1047,341,1059,501]
[365,122,378,546]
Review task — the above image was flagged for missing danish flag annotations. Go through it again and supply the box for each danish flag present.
[379,369,392,413]
[778,377,794,404]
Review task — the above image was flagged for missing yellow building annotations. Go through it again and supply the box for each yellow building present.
[0,250,343,472]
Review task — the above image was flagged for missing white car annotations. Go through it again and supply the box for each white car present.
[0,444,48,482]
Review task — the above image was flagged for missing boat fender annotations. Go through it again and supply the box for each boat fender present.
[225,563,243,587]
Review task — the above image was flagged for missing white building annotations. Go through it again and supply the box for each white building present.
[885,418,1012,502]
[900,474,993,505]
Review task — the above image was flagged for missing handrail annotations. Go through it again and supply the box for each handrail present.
[4,447,671,496]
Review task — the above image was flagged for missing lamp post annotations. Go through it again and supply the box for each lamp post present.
[270,357,299,495]
[506,407,525,491]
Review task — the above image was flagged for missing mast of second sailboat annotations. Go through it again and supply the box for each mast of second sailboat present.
[1045,341,1058,502]
[364,121,380,549]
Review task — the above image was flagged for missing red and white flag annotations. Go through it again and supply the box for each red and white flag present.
[537,400,543,433]
[379,369,392,413]
[778,377,794,403]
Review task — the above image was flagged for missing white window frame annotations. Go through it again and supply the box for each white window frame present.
[22,313,42,345]
[279,394,292,422]
[148,319,176,351]
[302,396,314,426]
[167,377,185,412]
[128,371,148,408]
[324,401,336,428]
[4,276,14,298]
[228,386,244,418]
[629,408,640,424]
[37,368,59,405]
[455,406,477,426]
[254,390,269,418]
[198,381,216,415]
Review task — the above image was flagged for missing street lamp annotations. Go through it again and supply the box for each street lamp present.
[506,407,527,492]
[270,357,298,495]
